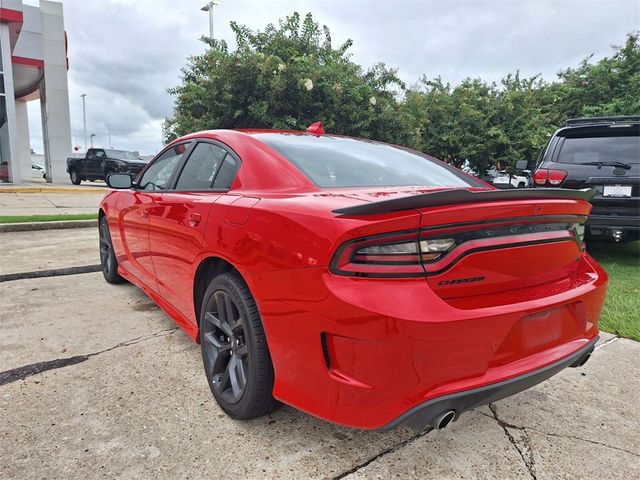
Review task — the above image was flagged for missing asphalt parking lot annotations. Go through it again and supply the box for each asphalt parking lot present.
[1,227,639,479]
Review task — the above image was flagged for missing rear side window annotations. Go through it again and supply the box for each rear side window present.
[556,127,639,165]
[213,156,238,189]
[254,134,477,188]
[175,143,227,190]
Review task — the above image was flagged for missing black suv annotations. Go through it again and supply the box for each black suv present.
[533,116,639,242]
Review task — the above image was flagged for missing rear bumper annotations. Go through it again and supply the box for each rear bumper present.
[382,335,598,431]
[252,254,608,430]
[587,214,640,230]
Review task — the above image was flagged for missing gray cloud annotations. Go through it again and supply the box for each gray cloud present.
[25,0,640,155]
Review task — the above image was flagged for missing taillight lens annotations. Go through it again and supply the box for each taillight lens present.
[533,168,567,186]
[533,169,548,185]
[353,237,455,264]
[547,169,567,185]
[332,233,456,277]
[353,241,421,264]
[419,238,456,261]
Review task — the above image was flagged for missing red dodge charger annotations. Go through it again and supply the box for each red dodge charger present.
[99,127,607,431]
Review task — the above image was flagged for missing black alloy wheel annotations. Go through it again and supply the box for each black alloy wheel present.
[99,216,125,284]
[200,272,280,419]
[202,290,249,404]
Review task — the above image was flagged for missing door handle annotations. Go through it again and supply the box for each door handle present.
[188,212,202,227]
[141,210,149,220]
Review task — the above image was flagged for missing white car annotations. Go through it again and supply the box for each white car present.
[32,163,46,179]
[493,170,531,189]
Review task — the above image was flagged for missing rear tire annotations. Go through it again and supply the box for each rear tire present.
[70,169,81,185]
[200,272,281,419]
[99,216,125,284]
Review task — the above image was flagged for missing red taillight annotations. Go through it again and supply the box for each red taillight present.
[547,169,567,185]
[532,168,567,186]
[330,232,456,277]
[533,169,548,185]
[331,232,423,277]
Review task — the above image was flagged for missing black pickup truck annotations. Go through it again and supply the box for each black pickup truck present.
[66,148,147,185]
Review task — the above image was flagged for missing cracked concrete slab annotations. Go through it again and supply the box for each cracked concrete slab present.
[0,327,414,480]
[595,331,617,347]
[1,273,168,371]
[340,411,532,479]
[476,338,640,460]
[519,429,639,479]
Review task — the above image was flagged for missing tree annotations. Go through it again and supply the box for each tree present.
[166,17,639,178]
[552,32,640,118]
[164,13,404,142]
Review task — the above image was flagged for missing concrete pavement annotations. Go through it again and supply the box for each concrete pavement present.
[0,182,106,217]
[0,191,105,216]
[0,228,99,276]
[1,229,638,479]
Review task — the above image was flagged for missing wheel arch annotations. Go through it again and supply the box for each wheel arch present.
[193,256,246,328]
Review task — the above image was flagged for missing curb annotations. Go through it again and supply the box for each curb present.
[0,264,102,283]
[0,219,98,232]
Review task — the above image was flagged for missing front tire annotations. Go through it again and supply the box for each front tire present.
[99,216,125,284]
[70,169,81,185]
[200,272,281,419]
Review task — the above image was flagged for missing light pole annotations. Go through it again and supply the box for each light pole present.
[201,0,221,39]
[105,123,112,148]
[90,133,96,148]
[80,93,87,151]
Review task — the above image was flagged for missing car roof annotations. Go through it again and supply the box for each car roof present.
[562,116,640,128]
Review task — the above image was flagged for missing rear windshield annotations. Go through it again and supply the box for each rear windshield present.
[254,133,478,188]
[556,126,639,165]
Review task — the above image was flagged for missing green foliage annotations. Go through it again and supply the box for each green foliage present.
[165,17,639,175]
[164,13,404,141]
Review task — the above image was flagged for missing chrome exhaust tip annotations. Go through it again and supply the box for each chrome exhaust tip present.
[433,410,456,430]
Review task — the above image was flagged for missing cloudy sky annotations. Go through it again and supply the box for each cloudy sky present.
[25,0,639,155]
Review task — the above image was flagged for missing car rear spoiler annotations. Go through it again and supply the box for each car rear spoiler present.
[332,188,597,216]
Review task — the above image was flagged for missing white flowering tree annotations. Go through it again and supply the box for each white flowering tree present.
[164,13,405,143]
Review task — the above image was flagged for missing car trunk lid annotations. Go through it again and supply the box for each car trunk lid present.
[332,187,593,300]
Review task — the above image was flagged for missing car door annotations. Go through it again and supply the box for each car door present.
[147,140,240,322]
[117,142,191,291]
[83,149,97,178]
[93,149,107,177]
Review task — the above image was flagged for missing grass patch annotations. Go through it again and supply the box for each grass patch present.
[588,241,640,341]
[0,213,98,224]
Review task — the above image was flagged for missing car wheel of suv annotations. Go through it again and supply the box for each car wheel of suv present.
[70,169,81,185]
[517,182,525,188]
[99,216,125,284]
[200,272,281,419]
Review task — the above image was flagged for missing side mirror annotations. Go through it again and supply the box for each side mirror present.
[106,173,132,189]
[515,160,528,170]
